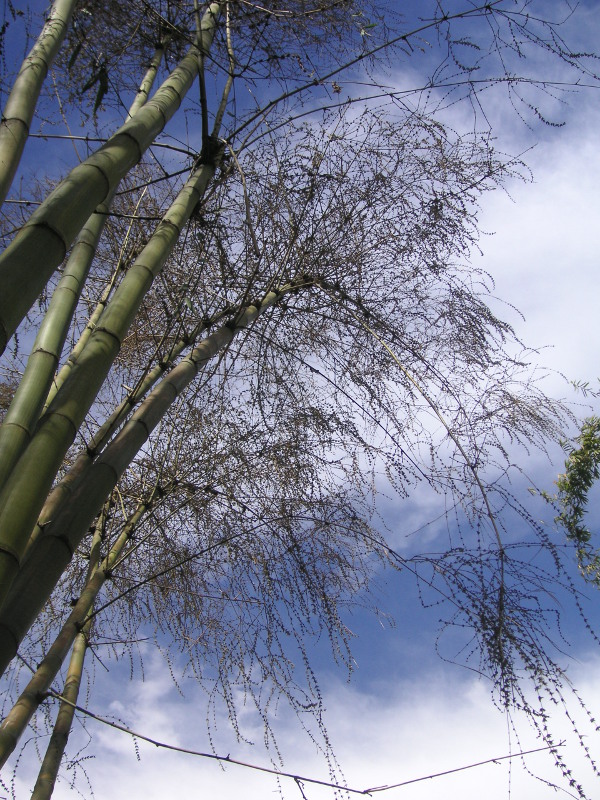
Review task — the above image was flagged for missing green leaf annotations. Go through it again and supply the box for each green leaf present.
[68,41,83,72]
[93,66,109,114]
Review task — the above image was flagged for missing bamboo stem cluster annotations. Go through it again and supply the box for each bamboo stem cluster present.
[0,45,166,492]
[0,1,222,612]
[0,2,221,355]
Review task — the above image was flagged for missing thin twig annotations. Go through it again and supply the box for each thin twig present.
[39,689,566,798]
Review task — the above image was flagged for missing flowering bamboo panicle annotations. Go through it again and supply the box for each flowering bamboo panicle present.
[0,1,599,796]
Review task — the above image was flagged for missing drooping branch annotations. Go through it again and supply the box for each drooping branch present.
[0,278,312,676]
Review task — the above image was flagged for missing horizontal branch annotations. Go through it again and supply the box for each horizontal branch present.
[38,690,565,796]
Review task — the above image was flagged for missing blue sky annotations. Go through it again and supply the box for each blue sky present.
[3,2,600,798]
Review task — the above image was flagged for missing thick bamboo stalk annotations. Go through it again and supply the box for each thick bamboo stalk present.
[0,499,150,767]
[0,47,165,493]
[0,0,76,207]
[0,281,306,676]
[0,156,219,614]
[0,2,221,356]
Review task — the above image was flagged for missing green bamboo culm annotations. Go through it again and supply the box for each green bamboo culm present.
[29,631,88,799]
[0,155,219,622]
[0,0,76,208]
[0,1,221,356]
[0,500,150,769]
[27,513,105,799]
[0,45,166,494]
[0,283,304,677]
[42,186,150,414]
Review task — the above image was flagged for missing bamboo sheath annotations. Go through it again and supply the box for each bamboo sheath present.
[0,282,303,676]
[0,501,150,768]
[0,0,77,207]
[0,3,222,612]
[0,1,221,356]
[0,46,165,493]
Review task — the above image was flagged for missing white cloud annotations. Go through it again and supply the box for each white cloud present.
[26,653,598,800]
[475,104,600,399]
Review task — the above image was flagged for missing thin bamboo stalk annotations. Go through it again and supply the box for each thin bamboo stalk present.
[0,0,76,207]
[28,509,104,800]
[29,630,88,800]
[0,498,153,767]
[42,185,150,414]
[0,280,307,676]
[0,46,165,493]
[0,2,221,356]
[41,192,145,415]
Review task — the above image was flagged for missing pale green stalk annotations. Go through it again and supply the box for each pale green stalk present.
[0,498,152,767]
[28,511,105,800]
[43,185,149,413]
[29,630,88,800]
[0,156,220,611]
[0,47,165,493]
[0,0,76,207]
[0,281,305,676]
[41,39,165,412]
[0,2,221,355]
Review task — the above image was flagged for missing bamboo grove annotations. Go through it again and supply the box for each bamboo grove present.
[0,0,599,796]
